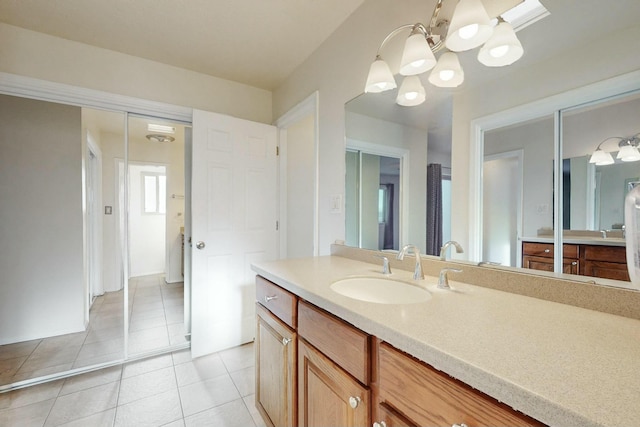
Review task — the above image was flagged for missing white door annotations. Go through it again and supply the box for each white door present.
[191,109,278,357]
[482,151,523,267]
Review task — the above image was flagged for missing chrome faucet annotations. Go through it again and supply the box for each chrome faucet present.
[440,240,464,261]
[438,268,462,289]
[397,244,424,280]
[374,255,392,275]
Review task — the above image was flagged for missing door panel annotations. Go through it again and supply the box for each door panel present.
[191,110,277,357]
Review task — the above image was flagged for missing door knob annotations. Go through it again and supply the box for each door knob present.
[196,241,205,250]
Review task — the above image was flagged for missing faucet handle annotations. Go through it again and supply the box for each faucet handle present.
[374,255,392,275]
[438,268,462,289]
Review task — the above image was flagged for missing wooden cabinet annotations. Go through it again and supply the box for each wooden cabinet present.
[582,245,629,281]
[373,341,544,427]
[297,301,371,427]
[255,280,297,427]
[522,242,578,274]
[298,338,370,427]
[522,242,629,280]
[255,275,544,427]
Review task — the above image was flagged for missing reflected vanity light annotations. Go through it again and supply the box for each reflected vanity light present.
[363,0,542,106]
[589,134,640,165]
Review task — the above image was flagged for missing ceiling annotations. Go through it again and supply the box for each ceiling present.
[0,0,365,91]
[2,0,640,136]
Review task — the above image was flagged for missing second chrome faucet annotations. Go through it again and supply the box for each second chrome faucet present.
[397,244,424,280]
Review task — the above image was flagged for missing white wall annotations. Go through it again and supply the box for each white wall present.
[0,22,272,124]
[285,114,315,258]
[0,94,85,344]
[274,0,432,254]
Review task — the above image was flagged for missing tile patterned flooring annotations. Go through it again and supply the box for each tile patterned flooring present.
[0,342,265,426]
[0,275,187,386]
[0,275,266,426]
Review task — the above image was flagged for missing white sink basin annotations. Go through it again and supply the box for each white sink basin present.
[330,277,431,304]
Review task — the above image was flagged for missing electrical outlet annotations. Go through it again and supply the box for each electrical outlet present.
[105,206,113,215]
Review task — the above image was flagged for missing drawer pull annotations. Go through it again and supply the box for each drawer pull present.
[544,248,550,253]
[264,295,278,303]
[373,422,387,427]
[452,424,468,427]
[281,337,292,346]
[348,396,361,409]
[571,261,577,265]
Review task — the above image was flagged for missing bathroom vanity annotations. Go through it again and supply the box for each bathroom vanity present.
[521,236,628,281]
[252,245,640,427]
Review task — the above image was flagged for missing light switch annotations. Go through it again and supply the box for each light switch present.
[330,195,342,214]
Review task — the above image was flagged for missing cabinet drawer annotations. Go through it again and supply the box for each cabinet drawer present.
[256,276,297,329]
[522,242,577,258]
[378,342,544,427]
[298,300,370,385]
[583,245,626,263]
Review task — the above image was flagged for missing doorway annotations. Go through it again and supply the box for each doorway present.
[482,150,523,266]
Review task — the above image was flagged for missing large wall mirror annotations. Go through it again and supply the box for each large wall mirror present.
[345,92,452,254]
[477,85,640,289]
[0,93,190,390]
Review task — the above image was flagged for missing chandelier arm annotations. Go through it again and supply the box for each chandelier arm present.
[428,0,446,31]
[375,24,417,56]
[596,137,623,151]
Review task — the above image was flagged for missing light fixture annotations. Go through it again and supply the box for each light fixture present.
[589,134,640,165]
[146,134,175,143]
[397,75,426,106]
[617,139,640,162]
[147,124,176,134]
[364,0,534,107]
[477,17,523,66]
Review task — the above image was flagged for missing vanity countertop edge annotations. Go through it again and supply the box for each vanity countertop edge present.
[251,255,640,427]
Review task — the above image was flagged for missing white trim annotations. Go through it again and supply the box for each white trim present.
[275,91,320,257]
[346,138,410,249]
[0,72,192,122]
[469,70,640,263]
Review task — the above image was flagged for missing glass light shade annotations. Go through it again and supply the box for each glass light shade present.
[477,20,523,66]
[445,0,494,52]
[399,32,437,76]
[396,76,426,106]
[589,149,615,166]
[364,58,397,93]
[617,144,640,162]
[428,52,464,87]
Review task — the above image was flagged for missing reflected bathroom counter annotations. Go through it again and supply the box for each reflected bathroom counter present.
[521,235,626,246]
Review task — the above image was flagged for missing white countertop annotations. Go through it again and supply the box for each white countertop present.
[521,236,626,246]
[252,255,640,427]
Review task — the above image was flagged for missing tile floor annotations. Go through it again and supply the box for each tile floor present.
[1,275,187,386]
[0,342,266,427]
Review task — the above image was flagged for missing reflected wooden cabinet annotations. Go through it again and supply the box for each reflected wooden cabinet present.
[522,242,629,281]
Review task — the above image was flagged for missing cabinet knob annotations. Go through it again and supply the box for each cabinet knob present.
[544,248,550,253]
[452,424,468,427]
[264,295,278,303]
[348,396,361,409]
[373,422,387,427]
[571,261,577,266]
[281,337,292,346]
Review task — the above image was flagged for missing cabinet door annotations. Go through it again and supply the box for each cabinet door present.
[256,303,297,427]
[298,339,369,427]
